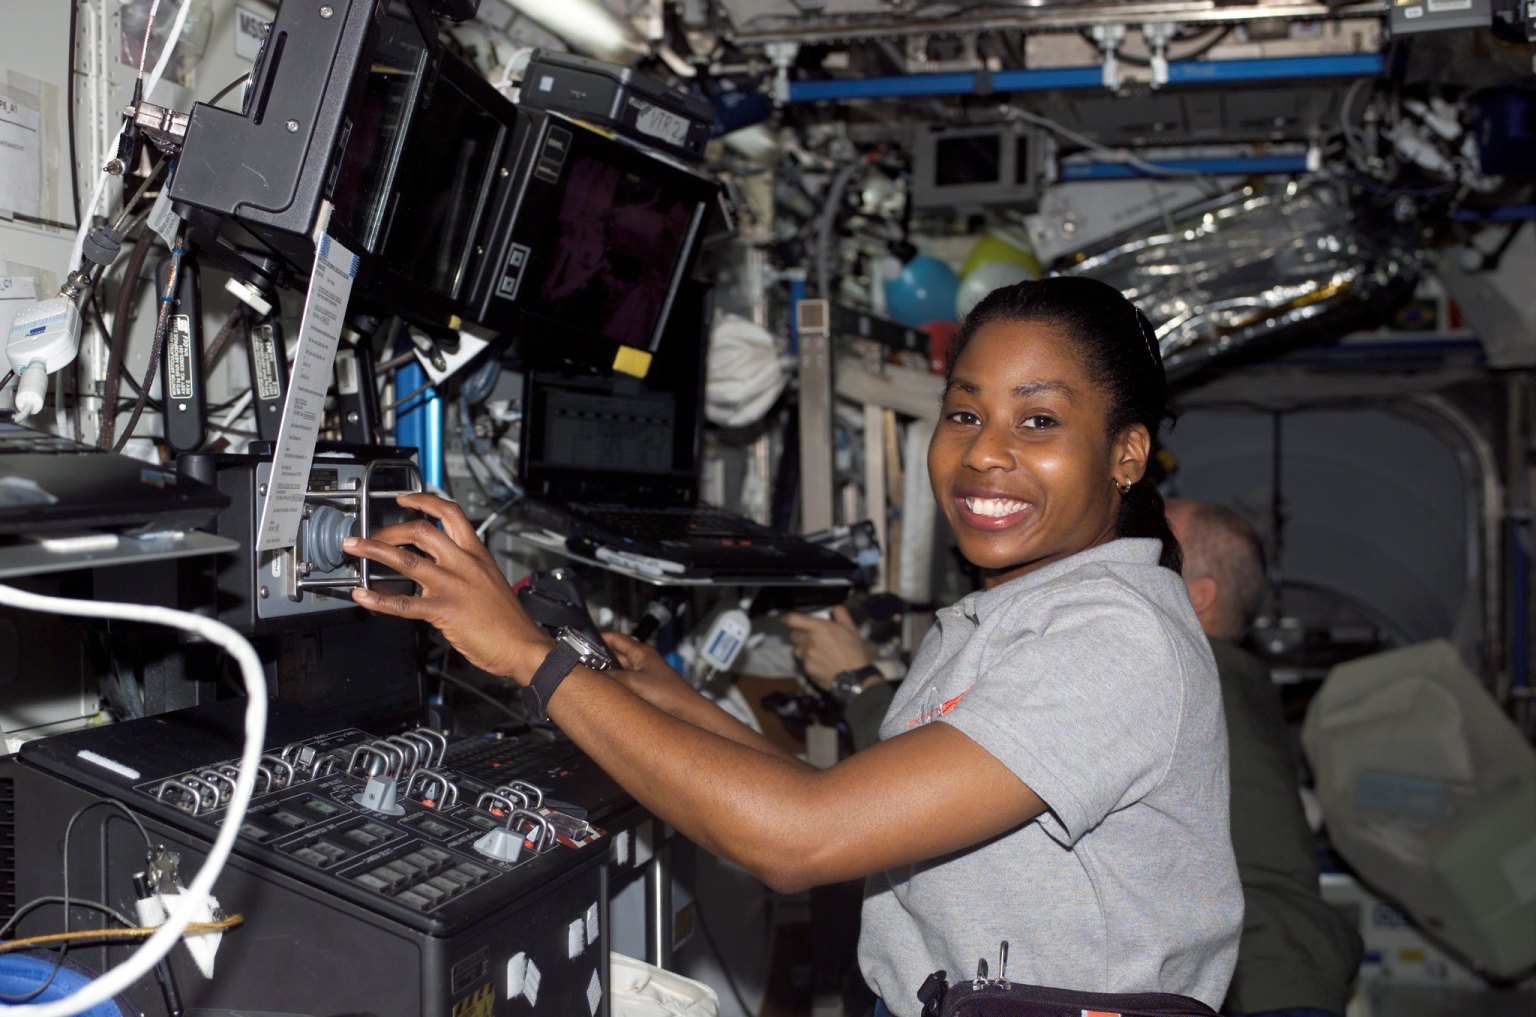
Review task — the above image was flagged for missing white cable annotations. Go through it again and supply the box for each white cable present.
[144,0,193,101]
[136,0,165,83]
[53,371,69,438]
[0,583,268,1017]
[69,163,115,277]
[218,390,254,429]
[69,0,191,272]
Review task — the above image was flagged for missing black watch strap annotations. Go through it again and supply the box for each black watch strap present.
[521,640,583,722]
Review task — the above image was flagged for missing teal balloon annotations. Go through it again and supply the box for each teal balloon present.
[884,255,960,327]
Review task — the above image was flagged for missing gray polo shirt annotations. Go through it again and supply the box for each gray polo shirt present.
[859,538,1242,1015]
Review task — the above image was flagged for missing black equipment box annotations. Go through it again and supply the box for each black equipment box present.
[8,698,636,1016]
[520,50,713,164]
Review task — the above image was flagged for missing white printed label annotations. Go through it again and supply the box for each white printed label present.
[522,958,541,1006]
[0,94,43,218]
[255,227,358,551]
[630,98,689,149]
[251,323,282,401]
[335,348,358,396]
[586,969,602,1016]
[505,952,527,999]
[167,315,194,400]
[148,187,182,250]
[633,819,654,866]
[77,749,141,780]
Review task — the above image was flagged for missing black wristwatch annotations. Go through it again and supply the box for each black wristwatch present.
[521,627,612,722]
[829,664,883,704]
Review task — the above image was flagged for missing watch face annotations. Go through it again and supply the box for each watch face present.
[558,627,614,669]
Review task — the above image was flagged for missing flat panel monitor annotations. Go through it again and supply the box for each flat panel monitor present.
[468,110,718,368]
[912,123,1042,211]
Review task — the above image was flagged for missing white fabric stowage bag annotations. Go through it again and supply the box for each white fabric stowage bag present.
[1302,639,1536,978]
[609,953,720,1017]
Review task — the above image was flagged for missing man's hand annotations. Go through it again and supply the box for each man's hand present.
[343,493,552,682]
[782,605,874,690]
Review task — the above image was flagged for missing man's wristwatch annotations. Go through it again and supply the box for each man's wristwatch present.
[521,627,612,722]
[829,663,883,704]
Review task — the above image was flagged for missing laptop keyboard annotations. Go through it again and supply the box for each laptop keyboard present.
[570,504,778,541]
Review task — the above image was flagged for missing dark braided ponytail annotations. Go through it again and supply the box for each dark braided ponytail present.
[946,276,1182,573]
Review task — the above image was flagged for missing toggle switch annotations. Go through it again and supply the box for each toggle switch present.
[353,774,405,816]
[472,826,523,864]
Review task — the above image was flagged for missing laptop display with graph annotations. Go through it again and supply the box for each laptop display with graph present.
[517,362,858,585]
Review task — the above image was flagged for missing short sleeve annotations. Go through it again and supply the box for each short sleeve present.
[940,578,1184,846]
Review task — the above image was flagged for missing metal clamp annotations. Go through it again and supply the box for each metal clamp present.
[383,735,422,775]
[509,808,556,852]
[497,780,543,810]
[396,729,437,768]
[262,755,296,786]
[178,774,221,812]
[155,779,201,814]
[366,739,405,778]
[476,791,521,815]
[198,770,235,801]
[406,768,459,808]
[413,728,447,767]
[250,763,273,794]
[347,744,391,778]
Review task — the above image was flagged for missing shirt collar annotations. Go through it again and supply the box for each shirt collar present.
[951,538,1166,622]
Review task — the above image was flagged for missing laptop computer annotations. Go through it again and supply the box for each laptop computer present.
[0,420,228,534]
[515,359,860,586]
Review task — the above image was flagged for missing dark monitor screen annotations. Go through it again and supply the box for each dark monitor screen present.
[377,71,505,299]
[329,2,430,254]
[934,132,1002,187]
[325,0,520,327]
[523,153,700,350]
[472,113,716,365]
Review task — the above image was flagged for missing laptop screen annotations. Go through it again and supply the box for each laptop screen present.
[521,367,701,504]
[542,384,675,474]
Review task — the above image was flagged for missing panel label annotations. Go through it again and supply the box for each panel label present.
[251,323,282,401]
[256,229,358,551]
[166,315,194,400]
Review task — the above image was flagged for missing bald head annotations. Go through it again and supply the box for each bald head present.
[1165,498,1266,642]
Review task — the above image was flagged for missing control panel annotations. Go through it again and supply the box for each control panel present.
[12,699,636,1015]
[137,722,606,926]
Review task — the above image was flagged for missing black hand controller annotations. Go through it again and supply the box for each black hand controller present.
[516,567,615,666]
